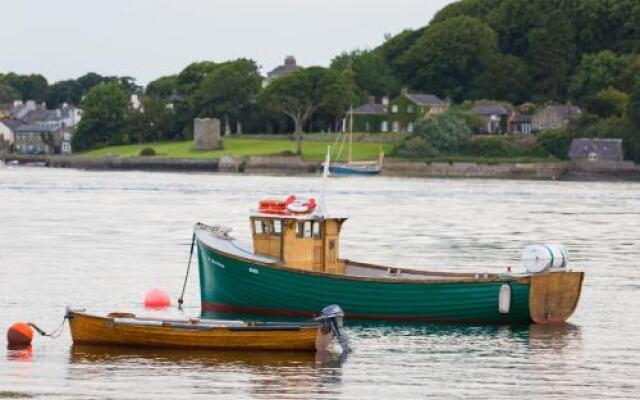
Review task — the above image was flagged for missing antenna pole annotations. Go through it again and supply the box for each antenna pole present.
[319,146,331,216]
[348,106,353,163]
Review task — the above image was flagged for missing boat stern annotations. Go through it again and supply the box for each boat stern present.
[527,271,584,324]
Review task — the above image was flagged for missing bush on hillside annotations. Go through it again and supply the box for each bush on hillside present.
[413,111,472,154]
[139,147,157,156]
[466,136,545,158]
[536,129,572,160]
[394,136,438,159]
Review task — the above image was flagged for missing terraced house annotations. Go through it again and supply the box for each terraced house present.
[351,89,446,133]
[1,100,81,154]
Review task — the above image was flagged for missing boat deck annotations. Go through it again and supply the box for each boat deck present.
[196,228,501,282]
[344,261,498,281]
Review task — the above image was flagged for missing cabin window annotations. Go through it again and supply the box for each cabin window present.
[270,220,282,236]
[296,221,314,238]
[254,219,267,235]
[312,222,322,238]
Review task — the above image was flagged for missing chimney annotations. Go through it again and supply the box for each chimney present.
[13,100,23,107]
[401,87,408,95]
[368,95,375,105]
[382,96,389,106]
[284,55,296,67]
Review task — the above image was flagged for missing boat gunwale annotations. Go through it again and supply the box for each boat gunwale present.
[67,311,319,331]
[195,228,531,285]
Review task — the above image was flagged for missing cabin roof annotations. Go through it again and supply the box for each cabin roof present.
[250,211,348,221]
[195,227,280,264]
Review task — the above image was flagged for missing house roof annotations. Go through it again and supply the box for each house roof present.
[352,103,387,115]
[0,118,23,130]
[568,138,623,161]
[473,103,510,116]
[536,103,582,120]
[267,56,301,79]
[405,94,445,106]
[14,124,61,133]
[511,114,532,123]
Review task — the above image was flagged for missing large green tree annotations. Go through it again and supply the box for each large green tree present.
[0,83,20,103]
[125,96,176,143]
[45,80,82,107]
[331,49,400,99]
[191,59,261,134]
[569,51,629,99]
[258,67,349,154]
[0,73,48,101]
[176,61,219,96]
[399,16,499,102]
[629,79,640,128]
[145,75,179,98]
[471,54,531,103]
[72,82,129,151]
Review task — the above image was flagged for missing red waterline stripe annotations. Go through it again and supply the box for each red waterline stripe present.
[202,302,523,324]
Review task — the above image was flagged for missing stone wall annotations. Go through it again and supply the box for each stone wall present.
[4,154,640,181]
[382,160,567,179]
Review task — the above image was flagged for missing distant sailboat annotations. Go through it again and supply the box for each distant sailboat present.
[329,106,383,176]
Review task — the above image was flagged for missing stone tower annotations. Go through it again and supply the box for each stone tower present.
[193,118,222,150]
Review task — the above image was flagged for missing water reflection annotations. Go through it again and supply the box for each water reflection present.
[6,345,33,362]
[69,345,345,398]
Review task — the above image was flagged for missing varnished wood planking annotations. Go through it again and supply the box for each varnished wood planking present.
[529,271,584,324]
[69,312,323,351]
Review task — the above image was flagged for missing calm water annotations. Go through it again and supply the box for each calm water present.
[1,166,639,399]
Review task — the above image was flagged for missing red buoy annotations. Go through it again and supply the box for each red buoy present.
[144,289,171,309]
[7,322,33,347]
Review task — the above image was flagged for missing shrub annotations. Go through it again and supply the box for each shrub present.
[536,129,571,160]
[467,136,513,157]
[139,147,156,157]
[583,88,629,118]
[394,136,437,159]
[413,111,472,154]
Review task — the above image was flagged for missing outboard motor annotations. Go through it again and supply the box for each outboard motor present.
[316,304,350,353]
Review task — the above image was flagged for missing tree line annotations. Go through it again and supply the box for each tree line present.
[2,0,639,160]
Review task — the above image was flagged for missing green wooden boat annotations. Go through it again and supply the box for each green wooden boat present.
[195,197,583,324]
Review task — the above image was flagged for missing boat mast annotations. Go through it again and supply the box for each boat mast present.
[348,106,353,164]
[318,146,331,216]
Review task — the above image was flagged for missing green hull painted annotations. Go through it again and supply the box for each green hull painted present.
[197,241,532,324]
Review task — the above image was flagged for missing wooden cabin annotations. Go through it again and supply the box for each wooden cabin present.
[250,214,347,274]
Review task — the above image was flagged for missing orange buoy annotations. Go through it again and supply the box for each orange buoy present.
[144,288,171,309]
[7,322,33,347]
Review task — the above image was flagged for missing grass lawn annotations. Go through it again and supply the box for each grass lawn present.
[81,138,393,162]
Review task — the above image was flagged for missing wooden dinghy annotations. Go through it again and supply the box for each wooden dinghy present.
[66,305,349,352]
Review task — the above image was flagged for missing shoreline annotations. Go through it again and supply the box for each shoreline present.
[3,154,640,181]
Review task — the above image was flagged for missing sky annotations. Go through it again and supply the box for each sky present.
[1,0,455,86]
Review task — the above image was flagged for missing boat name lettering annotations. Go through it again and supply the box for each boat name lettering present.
[208,257,225,269]
[249,267,259,274]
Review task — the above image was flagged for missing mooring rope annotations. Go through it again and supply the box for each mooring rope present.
[28,316,67,339]
[177,232,196,309]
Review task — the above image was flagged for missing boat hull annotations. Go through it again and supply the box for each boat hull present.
[197,242,551,324]
[67,312,324,351]
[329,164,381,176]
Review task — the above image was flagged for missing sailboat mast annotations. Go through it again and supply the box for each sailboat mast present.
[348,106,353,163]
